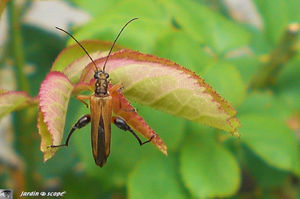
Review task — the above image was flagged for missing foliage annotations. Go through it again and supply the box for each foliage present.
[0,0,299,198]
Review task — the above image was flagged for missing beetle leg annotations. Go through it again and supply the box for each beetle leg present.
[110,84,136,112]
[112,116,154,145]
[109,82,123,93]
[50,114,91,148]
[76,95,90,108]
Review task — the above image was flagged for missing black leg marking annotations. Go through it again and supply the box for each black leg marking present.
[121,108,136,112]
[82,101,89,108]
[118,98,136,112]
[50,114,91,148]
[113,117,154,145]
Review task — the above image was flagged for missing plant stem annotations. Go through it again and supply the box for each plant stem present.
[250,23,299,89]
[8,0,30,93]
[8,0,40,191]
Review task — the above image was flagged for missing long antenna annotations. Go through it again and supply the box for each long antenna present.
[55,27,98,72]
[102,18,138,72]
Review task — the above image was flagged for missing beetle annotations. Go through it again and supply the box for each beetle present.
[50,18,154,167]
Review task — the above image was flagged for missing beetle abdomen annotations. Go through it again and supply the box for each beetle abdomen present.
[90,95,112,167]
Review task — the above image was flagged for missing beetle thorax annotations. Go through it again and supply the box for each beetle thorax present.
[94,71,109,96]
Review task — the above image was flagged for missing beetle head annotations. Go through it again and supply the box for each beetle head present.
[94,70,109,80]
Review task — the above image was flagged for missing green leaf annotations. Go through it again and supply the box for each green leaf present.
[69,0,121,17]
[62,172,108,199]
[73,15,170,53]
[38,72,74,161]
[134,104,185,151]
[128,154,187,199]
[226,55,260,86]
[162,0,251,53]
[238,92,290,120]
[0,90,37,120]
[37,112,54,163]
[240,114,300,176]
[275,56,300,111]
[202,62,246,107]
[81,50,241,136]
[69,0,170,53]
[238,92,300,176]
[154,30,215,73]
[180,126,240,198]
[103,0,169,21]
[249,29,273,55]
[242,146,288,188]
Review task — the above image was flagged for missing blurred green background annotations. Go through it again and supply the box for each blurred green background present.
[0,0,300,198]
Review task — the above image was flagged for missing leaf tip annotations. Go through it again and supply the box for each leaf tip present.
[161,147,168,156]
[156,141,168,156]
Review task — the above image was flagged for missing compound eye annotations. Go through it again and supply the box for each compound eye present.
[94,73,99,79]
[106,73,109,78]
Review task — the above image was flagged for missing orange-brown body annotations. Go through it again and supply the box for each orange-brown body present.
[75,82,122,167]
[90,94,112,167]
